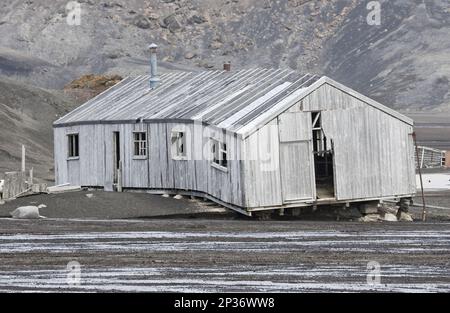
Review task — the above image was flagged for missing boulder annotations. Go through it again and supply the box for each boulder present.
[383,213,398,222]
[173,194,183,200]
[398,211,414,222]
[133,15,152,29]
[162,14,183,33]
[10,206,44,219]
[188,15,206,24]
[162,194,170,198]
[184,52,197,59]
[358,214,381,222]
[86,193,94,198]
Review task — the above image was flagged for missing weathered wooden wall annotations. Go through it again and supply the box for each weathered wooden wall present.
[292,83,416,200]
[54,121,245,207]
[242,119,283,208]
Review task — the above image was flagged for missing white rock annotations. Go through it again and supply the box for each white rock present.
[37,204,47,209]
[161,194,170,198]
[10,206,44,219]
[173,194,183,200]
[358,214,381,222]
[0,200,5,205]
[0,179,4,193]
[383,213,398,222]
[398,212,414,222]
[86,193,94,198]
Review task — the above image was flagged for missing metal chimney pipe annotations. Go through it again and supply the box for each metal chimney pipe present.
[148,43,160,89]
[223,62,231,72]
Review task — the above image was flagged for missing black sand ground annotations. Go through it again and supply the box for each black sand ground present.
[0,218,449,292]
[0,190,231,219]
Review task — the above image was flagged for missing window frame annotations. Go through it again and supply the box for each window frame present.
[171,130,188,160]
[211,138,228,172]
[133,131,148,160]
[67,133,79,160]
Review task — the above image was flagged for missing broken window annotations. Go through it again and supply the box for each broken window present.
[133,132,147,157]
[171,131,187,159]
[67,134,79,158]
[312,112,328,154]
[212,139,228,169]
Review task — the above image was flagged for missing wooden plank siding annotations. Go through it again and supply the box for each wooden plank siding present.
[291,83,416,201]
[242,119,283,208]
[54,121,246,207]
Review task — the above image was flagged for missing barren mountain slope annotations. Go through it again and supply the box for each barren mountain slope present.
[0,0,448,110]
[0,78,76,181]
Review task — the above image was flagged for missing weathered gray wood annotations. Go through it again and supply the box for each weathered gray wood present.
[3,172,27,199]
[53,71,416,213]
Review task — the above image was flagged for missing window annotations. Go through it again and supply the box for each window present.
[133,132,147,157]
[67,134,79,158]
[212,139,228,169]
[312,112,327,154]
[171,131,187,159]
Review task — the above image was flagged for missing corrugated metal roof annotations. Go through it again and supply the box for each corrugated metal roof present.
[54,68,320,132]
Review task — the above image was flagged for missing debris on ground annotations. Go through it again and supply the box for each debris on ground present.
[86,193,94,198]
[173,194,183,200]
[47,184,81,194]
[10,206,44,219]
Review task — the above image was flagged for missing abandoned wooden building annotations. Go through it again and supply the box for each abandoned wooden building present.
[53,46,416,215]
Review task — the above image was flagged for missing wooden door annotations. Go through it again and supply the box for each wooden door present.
[278,112,315,202]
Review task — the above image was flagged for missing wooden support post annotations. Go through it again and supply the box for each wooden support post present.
[21,145,26,173]
[117,161,123,192]
[413,132,427,222]
[29,167,33,186]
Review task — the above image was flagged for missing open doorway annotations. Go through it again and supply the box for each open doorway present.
[311,112,335,199]
[113,131,120,185]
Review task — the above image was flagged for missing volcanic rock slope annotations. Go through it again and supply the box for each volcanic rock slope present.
[0,0,448,110]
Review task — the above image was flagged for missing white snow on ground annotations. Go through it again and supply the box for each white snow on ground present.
[0,229,449,292]
[0,265,449,293]
[0,230,449,254]
[417,173,450,190]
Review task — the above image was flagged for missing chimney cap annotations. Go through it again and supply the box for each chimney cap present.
[223,62,231,72]
[148,43,158,51]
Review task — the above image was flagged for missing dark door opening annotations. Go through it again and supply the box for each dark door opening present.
[311,112,335,199]
[113,131,120,184]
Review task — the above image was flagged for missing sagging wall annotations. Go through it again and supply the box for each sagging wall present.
[54,122,245,207]
[242,82,416,208]
[292,83,416,200]
[242,119,283,208]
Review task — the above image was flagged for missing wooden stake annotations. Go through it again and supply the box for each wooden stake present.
[21,145,26,173]
[413,132,426,222]
[29,167,34,186]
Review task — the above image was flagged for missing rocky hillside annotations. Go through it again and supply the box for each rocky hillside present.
[0,78,77,181]
[0,0,448,111]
